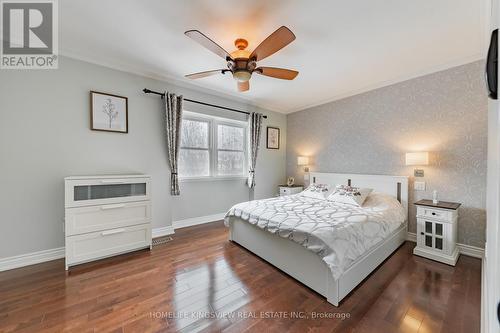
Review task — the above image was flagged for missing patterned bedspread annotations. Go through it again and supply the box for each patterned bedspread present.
[224,192,406,279]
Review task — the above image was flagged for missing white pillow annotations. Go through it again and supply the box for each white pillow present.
[327,185,373,207]
[300,183,336,200]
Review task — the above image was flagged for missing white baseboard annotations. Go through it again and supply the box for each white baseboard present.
[152,226,175,238]
[0,227,483,273]
[457,243,485,259]
[153,212,225,237]
[172,213,225,230]
[0,247,65,272]
[0,214,225,272]
[406,232,417,242]
[406,232,484,258]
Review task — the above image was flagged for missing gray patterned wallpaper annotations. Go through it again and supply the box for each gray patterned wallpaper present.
[286,61,487,248]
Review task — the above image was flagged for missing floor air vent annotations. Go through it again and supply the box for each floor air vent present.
[152,236,173,247]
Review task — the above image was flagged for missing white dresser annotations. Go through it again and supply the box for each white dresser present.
[64,175,152,270]
[413,199,460,266]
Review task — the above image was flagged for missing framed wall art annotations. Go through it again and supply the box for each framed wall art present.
[266,126,280,149]
[90,91,128,133]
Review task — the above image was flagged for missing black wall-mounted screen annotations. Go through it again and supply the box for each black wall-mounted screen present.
[486,29,498,100]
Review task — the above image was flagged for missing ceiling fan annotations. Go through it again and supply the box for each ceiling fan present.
[184,26,298,92]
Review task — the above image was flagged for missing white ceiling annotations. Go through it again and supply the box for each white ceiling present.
[60,0,488,113]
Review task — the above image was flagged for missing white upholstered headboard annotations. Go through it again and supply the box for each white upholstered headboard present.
[310,172,409,221]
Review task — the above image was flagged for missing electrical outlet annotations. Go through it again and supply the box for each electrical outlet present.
[414,181,426,191]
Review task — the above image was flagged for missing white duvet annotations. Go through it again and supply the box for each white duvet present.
[224,192,406,279]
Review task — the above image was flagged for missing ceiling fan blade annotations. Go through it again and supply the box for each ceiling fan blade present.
[255,67,298,80]
[185,30,233,60]
[185,69,226,79]
[237,81,249,92]
[249,26,296,61]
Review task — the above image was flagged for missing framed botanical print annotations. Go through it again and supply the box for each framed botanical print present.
[266,126,280,149]
[90,91,128,133]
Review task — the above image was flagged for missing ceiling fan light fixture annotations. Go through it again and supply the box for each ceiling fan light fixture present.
[230,49,251,59]
[232,70,252,82]
[184,27,298,92]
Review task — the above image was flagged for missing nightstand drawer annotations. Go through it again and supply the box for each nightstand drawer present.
[417,206,453,222]
[279,186,303,196]
[280,188,292,195]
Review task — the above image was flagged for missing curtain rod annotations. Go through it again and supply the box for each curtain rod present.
[142,88,267,119]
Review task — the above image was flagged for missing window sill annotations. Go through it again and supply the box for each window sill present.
[179,176,247,183]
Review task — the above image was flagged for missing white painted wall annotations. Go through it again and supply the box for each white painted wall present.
[0,56,286,259]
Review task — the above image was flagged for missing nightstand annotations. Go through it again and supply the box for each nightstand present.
[278,185,303,196]
[413,199,461,266]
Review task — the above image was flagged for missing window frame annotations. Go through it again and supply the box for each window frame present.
[179,111,248,182]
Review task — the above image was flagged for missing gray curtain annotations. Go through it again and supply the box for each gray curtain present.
[247,112,263,188]
[164,92,183,195]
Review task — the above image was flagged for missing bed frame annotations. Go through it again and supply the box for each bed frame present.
[228,172,409,306]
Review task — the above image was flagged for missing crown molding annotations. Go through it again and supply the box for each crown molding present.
[58,48,284,113]
[60,49,485,115]
[285,54,486,114]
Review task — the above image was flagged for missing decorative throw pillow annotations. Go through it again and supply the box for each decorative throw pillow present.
[300,183,336,200]
[327,185,373,206]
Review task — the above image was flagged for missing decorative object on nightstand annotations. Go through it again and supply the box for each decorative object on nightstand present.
[413,199,461,266]
[279,184,303,196]
[287,177,295,186]
[405,152,429,177]
[432,190,438,204]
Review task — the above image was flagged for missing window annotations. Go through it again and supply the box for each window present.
[179,118,210,178]
[179,112,247,179]
[217,123,245,176]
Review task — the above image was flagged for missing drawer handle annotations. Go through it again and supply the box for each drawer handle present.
[101,203,126,210]
[101,228,125,236]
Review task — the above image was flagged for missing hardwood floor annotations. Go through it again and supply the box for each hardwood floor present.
[0,221,481,333]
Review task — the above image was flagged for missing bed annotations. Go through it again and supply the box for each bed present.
[225,172,408,306]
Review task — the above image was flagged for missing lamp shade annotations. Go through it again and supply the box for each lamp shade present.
[297,156,309,166]
[405,152,429,166]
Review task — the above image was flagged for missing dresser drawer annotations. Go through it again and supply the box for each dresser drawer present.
[416,206,454,222]
[65,223,151,267]
[65,176,151,208]
[65,201,151,236]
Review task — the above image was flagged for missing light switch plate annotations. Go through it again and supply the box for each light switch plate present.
[414,181,426,191]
